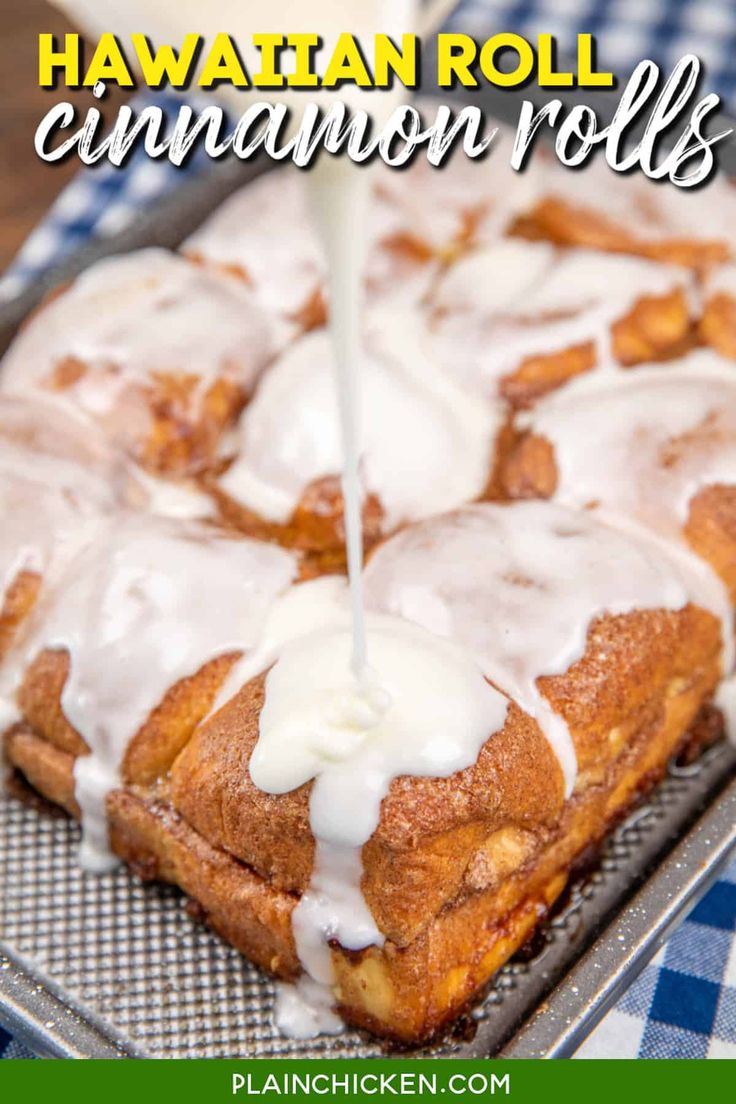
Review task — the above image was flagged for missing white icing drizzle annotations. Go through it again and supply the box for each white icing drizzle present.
[426,239,693,393]
[218,318,501,530]
[0,396,127,625]
[15,514,296,871]
[250,605,507,1020]
[522,351,736,552]
[371,125,541,254]
[364,500,723,794]
[0,248,286,430]
[184,170,326,328]
[274,978,343,1040]
[306,161,372,677]
[210,21,532,1036]
[208,576,350,721]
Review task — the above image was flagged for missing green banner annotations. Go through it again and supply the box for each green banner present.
[0,1058,733,1103]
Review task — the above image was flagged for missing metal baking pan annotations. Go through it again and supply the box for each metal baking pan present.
[1,86,735,1059]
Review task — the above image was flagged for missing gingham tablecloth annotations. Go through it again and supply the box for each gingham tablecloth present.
[1,0,735,1062]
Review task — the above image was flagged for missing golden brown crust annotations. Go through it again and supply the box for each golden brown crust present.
[512,198,729,272]
[612,288,695,365]
[0,569,41,661]
[685,485,736,605]
[500,342,596,409]
[141,373,247,477]
[5,726,81,819]
[16,649,87,758]
[209,474,387,575]
[13,594,719,953]
[501,432,736,604]
[700,291,736,359]
[500,433,558,501]
[10,596,715,958]
[16,647,242,785]
[169,678,564,946]
[499,288,694,409]
[167,604,720,945]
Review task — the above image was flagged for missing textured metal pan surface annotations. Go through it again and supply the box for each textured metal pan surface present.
[0,92,735,1058]
[1,745,734,1059]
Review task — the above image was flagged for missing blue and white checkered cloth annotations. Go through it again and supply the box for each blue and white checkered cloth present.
[1,0,735,1061]
[446,0,736,106]
[0,93,200,302]
[578,861,736,1058]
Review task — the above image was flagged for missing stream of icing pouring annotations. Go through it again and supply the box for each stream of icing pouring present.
[39,0,471,1039]
[246,0,478,1039]
[306,163,371,679]
[42,0,736,1043]
[262,8,444,1028]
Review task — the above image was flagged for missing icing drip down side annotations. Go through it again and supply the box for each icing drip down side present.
[0,249,287,429]
[246,590,508,1037]
[364,500,729,795]
[8,514,296,871]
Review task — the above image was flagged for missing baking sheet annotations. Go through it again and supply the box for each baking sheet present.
[1,90,735,1058]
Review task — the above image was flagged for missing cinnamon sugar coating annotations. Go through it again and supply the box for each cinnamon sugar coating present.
[4,628,721,1042]
[10,599,721,962]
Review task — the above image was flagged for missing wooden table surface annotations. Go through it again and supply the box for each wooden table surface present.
[0,0,129,273]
